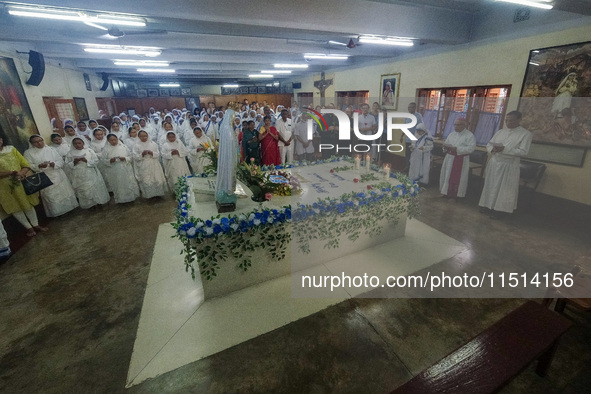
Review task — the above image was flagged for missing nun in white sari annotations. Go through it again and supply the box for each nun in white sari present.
[132,131,168,198]
[24,135,78,217]
[66,138,110,209]
[161,131,191,190]
[408,124,434,185]
[188,127,213,175]
[102,134,140,203]
[89,127,111,191]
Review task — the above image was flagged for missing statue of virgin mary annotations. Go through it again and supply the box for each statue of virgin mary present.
[215,101,240,211]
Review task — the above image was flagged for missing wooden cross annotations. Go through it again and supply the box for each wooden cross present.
[314,72,333,105]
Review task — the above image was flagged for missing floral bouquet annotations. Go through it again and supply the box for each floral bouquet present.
[236,158,278,201]
[202,140,219,175]
[267,169,301,196]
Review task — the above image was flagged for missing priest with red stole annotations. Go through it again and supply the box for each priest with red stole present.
[439,117,476,200]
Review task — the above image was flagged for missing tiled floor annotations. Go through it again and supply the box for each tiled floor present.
[1,184,590,393]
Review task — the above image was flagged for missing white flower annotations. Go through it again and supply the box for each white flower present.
[249,213,255,221]
[205,227,213,235]
[196,221,204,228]
[179,230,187,236]
[253,219,261,225]
[231,223,239,231]
[238,214,246,221]
[213,218,221,225]
[187,227,196,237]
[268,217,274,223]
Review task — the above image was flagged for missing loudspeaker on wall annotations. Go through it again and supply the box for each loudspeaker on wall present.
[100,73,109,91]
[26,50,45,86]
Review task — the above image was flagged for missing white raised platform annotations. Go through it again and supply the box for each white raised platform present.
[126,219,467,387]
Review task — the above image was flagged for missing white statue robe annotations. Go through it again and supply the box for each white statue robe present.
[161,139,191,190]
[101,144,140,203]
[439,129,476,198]
[24,146,79,217]
[188,134,213,175]
[409,132,434,185]
[215,108,238,202]
[66,148,110,209]
[132,140,168,198]
[479,126,532,213]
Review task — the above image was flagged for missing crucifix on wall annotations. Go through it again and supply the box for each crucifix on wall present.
[314,72,333,105]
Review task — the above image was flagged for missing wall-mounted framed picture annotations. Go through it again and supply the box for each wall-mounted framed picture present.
[83,73,92,91]
[249,86,258,94]
[73,97,89,121]
[185,97,201,114]
[137,89,148,98]
[148,88,159,97]
[518,41,591,149]
[170,88,181,96]
[379,73,400,110]
[239,87,249,94]
[159,88,170,97]
[258,87,266,94]
[0,56,39,153]
[526,141,587,167]
[181,88,191,96]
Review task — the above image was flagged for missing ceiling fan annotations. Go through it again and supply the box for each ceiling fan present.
[81,22,167,39]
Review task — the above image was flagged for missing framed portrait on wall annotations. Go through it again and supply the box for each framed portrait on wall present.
[0,56,39,153]
[137,89,148,98]
[518,41,591,149]
[73,97,89,121]
[181,88,191,96]
[379,73,400,110]
[148,89,159,97]
[159,89,170,97]
[170,88,181,96]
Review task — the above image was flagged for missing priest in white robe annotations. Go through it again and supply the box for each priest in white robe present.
[439,118,476,199]
[24,135,78,217]
[479,111,532,218]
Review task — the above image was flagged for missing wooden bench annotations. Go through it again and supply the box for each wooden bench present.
[391,301,571,394]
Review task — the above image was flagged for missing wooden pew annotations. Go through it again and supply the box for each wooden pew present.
[391,301,571,394]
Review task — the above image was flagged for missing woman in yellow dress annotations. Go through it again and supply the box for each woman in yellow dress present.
[0,137,47,237]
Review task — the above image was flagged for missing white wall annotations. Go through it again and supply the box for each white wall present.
[291,24,591,205]
[1,50,113,140]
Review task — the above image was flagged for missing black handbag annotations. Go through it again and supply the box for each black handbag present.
[21,170,53,195]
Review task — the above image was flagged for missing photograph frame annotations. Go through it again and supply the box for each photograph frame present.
[170,88,181,96]
[73,97,89,121]
[379,73,401,110]
[137,89,148,98]
[148,88,159,97]
[181,88,191,96]
[526,141,587,167]
[159,88,170,97]
[0,56,39,153]
[517,40,591,149]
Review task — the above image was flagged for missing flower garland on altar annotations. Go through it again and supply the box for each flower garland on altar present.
[172,156,420,281]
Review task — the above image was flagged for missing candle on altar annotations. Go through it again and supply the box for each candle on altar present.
[383,164,391,180]
[365,154,371,171]
[354,155,361,170]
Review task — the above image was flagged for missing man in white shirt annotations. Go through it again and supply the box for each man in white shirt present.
[294,114,314,161]
[275,109,293,164]
[439,118,476,200]
[479,111,532,219]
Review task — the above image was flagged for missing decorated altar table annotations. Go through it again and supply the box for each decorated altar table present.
[174,158,420,299]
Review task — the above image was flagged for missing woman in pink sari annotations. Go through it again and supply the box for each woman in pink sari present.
[258,115,281,166]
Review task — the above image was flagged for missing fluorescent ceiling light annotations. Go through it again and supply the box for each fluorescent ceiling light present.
[260,70,291,74]
[137,68,175,73]
[328,40,347,46]
[303,53,349,60]
[529,62,540,66]
[114,60,169,66]
[274,64,308,68]
[266,84,272,87]
[8,5,146,26]
[249,74,273,78]
[159,83,180,87]
[273,82,280,86]
[223,84,239,88]
[495,0,553,9]
[84,45,161,57]
[358,36,414,47]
